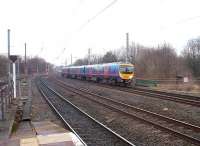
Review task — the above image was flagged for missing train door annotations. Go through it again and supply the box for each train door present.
[104,65,109,79]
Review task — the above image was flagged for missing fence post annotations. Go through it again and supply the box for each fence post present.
[12,81,14,101]
[8,85,10,105]
[1,90,4,120]
[7,85,11,104]
[8,84,13,105]
[4,89,7,111]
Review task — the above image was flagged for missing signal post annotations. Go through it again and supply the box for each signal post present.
[9,55,18,99]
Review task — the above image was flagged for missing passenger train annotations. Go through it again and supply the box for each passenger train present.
[61,62,135,86]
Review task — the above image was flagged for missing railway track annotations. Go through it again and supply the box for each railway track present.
[135,87,200,101]
[50,77,200,145]
[61,77,200,107]
[57,75,200,107]
[122,87,200,107]
[36,78,135,146]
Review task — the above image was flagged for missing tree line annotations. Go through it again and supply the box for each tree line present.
[0,37,200,79]
[0,56,50,77]
[73,37,200,79]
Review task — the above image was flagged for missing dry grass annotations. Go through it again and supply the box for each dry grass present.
[154,83,200,94]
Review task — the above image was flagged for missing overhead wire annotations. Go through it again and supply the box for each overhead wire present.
[161,15,200,31]
[55,48,66,60]
[176,15,200,24]
[61,0,118,65]
[78,0,118,31]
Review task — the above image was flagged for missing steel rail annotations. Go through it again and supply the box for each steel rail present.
[39,78,135,146]
[129,88,200,107]
[135,87,200,101]
[58,75,200,107]
[51,78,200,145]
[54,78,200,130]
[82,80,200,107]
[36,79,87,146]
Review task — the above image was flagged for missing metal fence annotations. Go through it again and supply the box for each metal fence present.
[0,83,13,120]
[136,78,200,87]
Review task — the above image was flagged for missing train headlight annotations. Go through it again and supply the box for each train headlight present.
[129,75,133,79]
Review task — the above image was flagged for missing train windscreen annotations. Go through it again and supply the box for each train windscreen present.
[119,65,134,74]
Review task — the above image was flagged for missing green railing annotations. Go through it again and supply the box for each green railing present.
[136,79,158,87]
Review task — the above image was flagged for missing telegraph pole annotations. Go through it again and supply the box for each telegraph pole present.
[65,58,67,66]
[88,48,91,65]
[7,29,11,88]
[46,63,48,75]
[126,33,129,63]
[35,57,38,74]
[131,41,136,64]
[18,58,21,97]
[10,55,18,98]
[24,43,27,76]
[71,54,72,65]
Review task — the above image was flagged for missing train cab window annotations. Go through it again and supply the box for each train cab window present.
[120,66,134,74]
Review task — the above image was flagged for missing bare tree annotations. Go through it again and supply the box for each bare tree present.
[102,51,118,63]
[135,43,179,79]
[90,54,103,64]
[182,37,200,77]
[73,58,88,66]
[0,55,9,77]
[27,57,49,74]
[71,41,193,80]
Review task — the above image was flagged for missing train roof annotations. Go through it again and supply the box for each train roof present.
[62,62,134,69]
[86,62,133,65]
[88,62,134,66]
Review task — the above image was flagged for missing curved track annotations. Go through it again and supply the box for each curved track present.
[50,77,200,145]
[37,77,135,146]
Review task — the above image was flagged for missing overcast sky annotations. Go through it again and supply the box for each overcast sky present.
[0,0,200,65]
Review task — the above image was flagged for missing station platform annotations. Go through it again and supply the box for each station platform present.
[0,100,18,145]
[6,121,84,146]
[0,77,85,146]
[32,121,83,146]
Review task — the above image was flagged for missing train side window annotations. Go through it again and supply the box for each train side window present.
[85,68,88,73]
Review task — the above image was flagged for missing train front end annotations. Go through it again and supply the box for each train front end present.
[118,63,135,86]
